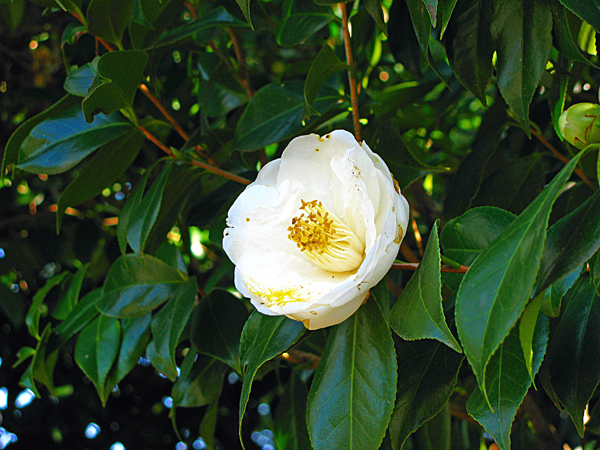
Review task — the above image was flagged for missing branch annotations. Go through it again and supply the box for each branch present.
[340,2,361,142]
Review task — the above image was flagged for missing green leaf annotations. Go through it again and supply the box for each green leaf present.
[303,45,348,119]
[52,262,87,319]
[440,206,516,292]
[117,167,150,255]
[410,403,451,450]
[550,0,596,66]
[0,0,25,33]
[455,152,585,404]
[592,250,600,296]
[390,221,461,353]
[306,300,396,450]
[535,190,600,296]
[147,277,197,381]
[438,0,459,36]
[31,324,60,396]
[541,269,579,317]
[148,6,248,49]
[172,351,226,408]
[387,0,423,77]
[273,373,311,450]
[86,0,134,46]
[189,288,249,373]
[369,80,438,120]
[17,107,132,175]
[406,0,432,57]
[364,0,387,35]
[466,314,548,450]
[233,81,343,151]
[472,154,545,215]
[104,314,151,400]
[57,128,144,231]
[277,13,333,47]
[518,290,545,380]
[129,0,184,49]
[98,254,188,318]
[421,0,438,26]
[48,289,102,354]
[238,312,305,445]
[387,338,464,450]
[2,95,81,178]
[557,0,600,33]
[444,0,494,105]
[127,163,172,253]
[64,61,98,97]
[74,314,121,405]
[547,274,600,436]
[26,271,69,340]
[235,0,252,28]
[372,121,449,190]
[82,50,148,122]
[490,0,552,134]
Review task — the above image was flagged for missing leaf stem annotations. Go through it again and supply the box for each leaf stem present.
[341,2,362,142]
[529,126,595,189]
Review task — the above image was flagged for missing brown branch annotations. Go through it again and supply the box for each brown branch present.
[391,262,470,273]
[530,127,595,189]
[227,28,254,100]
[341,2,361,142]
[139,126,251,185]
[139,83,191,141]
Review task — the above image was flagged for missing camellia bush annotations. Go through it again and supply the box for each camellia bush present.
[2,0,600,449]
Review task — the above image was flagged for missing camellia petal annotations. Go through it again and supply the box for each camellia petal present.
[223,130,409,330]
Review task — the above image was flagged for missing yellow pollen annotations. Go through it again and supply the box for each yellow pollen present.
[287,199,364,272]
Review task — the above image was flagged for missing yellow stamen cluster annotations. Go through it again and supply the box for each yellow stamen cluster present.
[288,199,364,272]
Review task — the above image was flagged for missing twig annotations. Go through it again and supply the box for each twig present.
[340,2,361,142]
[530,127,595,189]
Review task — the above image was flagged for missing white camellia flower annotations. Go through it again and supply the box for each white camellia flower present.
[223,130,410,330]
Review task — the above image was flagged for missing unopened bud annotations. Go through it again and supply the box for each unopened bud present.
[558,102,600,150]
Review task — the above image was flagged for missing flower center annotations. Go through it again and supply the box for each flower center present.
[287,199,364,272]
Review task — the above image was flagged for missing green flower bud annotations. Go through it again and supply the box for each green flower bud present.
[558,102,600,150]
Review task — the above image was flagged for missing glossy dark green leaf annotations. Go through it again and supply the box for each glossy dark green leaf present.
[1,0,25,33]
[52,262,87,319]
[104,314,151,401]
[129,0,183,48]
[387,0,423,76]
[306,300,396,450]
[364,0,387,34]
[74,314,121,404]
[390,221,461,353]
[238,312,305,444]
[535,190,600,296]
[31,324,60,396]
[172,351,226,408]
[26,271,69,340]
[117,167,150,255]
[303,45,348,119]
[127,163,172,253]
[0,283,25,328]
[2,95,81,178]
[64,61,98,97]
[443,101,508,218]
[387,338,464,450]
[557,0,600,33]
[372,121,449,190]
[147,277,197,381]
[86,0,134,46]
[444,0,494,105]
[438,0,458,36]
[518,291,545,380]
[57,129,144,231]
[547,274,600,436]
[82,50,148,122]
[48,289,102,354]
[467,314,548,450]
[440,206,516,292]
[190,288,249,373]
[233,81,343,151]
[198,55,247,117]
[550,0,596,66]
[148,6,248,49]
[472,154,545,215]
[542,270,579,318]
[410,403,451,450]
[369,80,438,120]
[455,152,585,403]
[592,250,600,296]
[406,0,431,57]
[277,13,333,47]
[17,107,132,175]
[490,0,552,134]
[98,254,188,318]
[155,241,187,273]
[274,373,311,450]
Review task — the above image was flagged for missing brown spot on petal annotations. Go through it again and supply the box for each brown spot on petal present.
[394,226,404,244]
